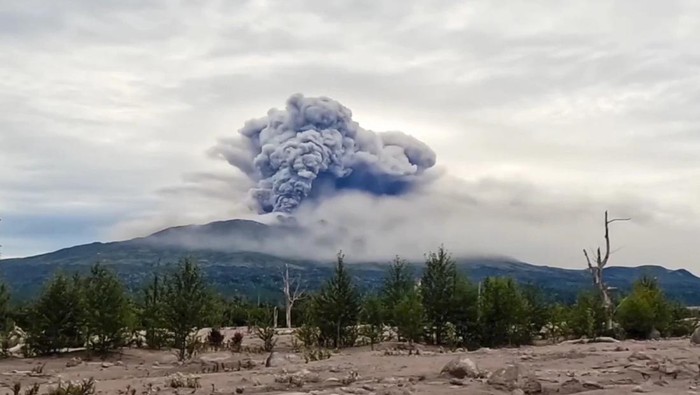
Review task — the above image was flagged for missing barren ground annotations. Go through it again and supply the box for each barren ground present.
[2,329,699,395]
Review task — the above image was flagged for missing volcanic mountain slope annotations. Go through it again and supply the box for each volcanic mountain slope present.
[1,219,699,304]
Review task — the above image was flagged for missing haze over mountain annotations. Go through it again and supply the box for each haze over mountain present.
[2,218,699,305]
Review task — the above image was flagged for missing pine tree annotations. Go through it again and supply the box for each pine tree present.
[140,273,169,349]
[27,273,85,355]
[83,264,131,354]
[478,277,530,347]
[420,245,457,345]
[360,295,385,350]
[450,275,479,349]
[381,256,414,325]
[162,257,211,360]
[394,287,424,352]
[312,252,361,348]
[0,282,10,333]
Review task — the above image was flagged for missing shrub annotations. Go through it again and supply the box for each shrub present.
[256,326,277,352]
[168,373,201,389]
[227,331,244,352]
[616,276,672,339]
[294,325,319,348]
[47,378,96,395]
[208,327,225,350]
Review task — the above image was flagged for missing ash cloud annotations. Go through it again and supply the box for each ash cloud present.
[209,94,437,213]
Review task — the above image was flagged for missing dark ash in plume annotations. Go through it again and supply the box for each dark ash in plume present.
[210,94,437,213]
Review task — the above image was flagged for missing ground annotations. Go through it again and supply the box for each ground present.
[1,329,699,395]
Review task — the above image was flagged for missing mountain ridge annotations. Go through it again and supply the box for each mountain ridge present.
[1,219,699,304]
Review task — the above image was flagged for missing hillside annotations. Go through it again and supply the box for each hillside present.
[1,219,699,304]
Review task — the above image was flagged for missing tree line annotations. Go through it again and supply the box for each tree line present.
[0,246,695,360]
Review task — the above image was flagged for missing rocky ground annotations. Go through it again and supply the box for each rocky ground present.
[1,330,699,395]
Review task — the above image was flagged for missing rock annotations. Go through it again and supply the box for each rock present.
[522,377,543,394]
[557,378,603,394]
[234,387,244,394]
[440,356,481,379]
[487,363,541,394]
[558,378,585,394]
[66,357,82,368]
[512,390,525,395]
[691,327,700,345]
[629,351,652,361]
[658,360,679,377]
[649,328,661,340]
[101,362,113,368]
[632,386,646,393]
[449,378,465,386]
[265,352,288,368]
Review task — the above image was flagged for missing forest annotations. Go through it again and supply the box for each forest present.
[1,246,696,361]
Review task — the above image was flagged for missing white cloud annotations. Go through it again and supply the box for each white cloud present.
[0,0,698,272]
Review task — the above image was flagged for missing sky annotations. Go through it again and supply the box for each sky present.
[1,0,699,271]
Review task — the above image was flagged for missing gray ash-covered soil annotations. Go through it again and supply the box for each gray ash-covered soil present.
[1,330,699,394]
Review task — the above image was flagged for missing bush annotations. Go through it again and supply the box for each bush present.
[47,378,96,395]
[295,325,319,348]
[568,291,607,339]
[616,277,672,339]
[208,327,225,350]
[256,326,277,352]
[227,331,244,352]
[168,373,201,389]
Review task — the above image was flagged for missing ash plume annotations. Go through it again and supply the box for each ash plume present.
[210,94,437,213]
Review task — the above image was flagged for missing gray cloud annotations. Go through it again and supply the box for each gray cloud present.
[0,0,698,271]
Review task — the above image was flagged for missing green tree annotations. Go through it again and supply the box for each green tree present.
[394,287,424,353]
[420,246,458,345]
[312,252,361,348]
[140,273,169,349]
[0,282,13,354]
[521,284,549,337]
[478,277,530,347]
[162,258,212,360]
[0,282,10,333]
[543,304,571,343]
[83,264,132,354]
[450,275,479,349]
[568,291,607,339]
[27,273,85,355]
[360,295,385,350]
[381,256,414,325]
[616,276,672,339]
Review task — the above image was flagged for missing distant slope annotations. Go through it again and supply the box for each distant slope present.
[1,219,699,304]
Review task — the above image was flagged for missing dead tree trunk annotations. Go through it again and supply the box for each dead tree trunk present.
[583,210,630,331]
[282,264,304,329]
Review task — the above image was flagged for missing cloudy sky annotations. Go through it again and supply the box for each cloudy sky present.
[1,0,699,271]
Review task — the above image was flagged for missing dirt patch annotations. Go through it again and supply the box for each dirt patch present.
[1,332,699,394]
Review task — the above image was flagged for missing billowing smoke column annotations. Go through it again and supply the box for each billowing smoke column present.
[211,94,437,213]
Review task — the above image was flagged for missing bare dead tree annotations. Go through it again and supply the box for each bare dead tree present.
[583,210,630,330]
[281,263,305,329]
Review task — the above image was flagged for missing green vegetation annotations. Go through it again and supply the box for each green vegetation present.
[0,246,695,361]
[83,264,132,354]
[310,252,361,348]
[161,258,214,360]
